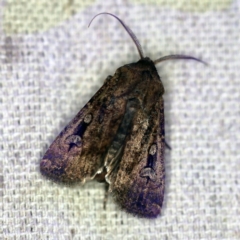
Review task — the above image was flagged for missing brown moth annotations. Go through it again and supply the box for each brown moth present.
[40,13,205,218]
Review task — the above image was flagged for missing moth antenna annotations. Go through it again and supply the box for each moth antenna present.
[154,55,207,65]
[88,12,144,59]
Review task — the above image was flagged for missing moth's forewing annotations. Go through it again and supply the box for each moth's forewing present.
[40,71,127,182]
[105,58,165,218]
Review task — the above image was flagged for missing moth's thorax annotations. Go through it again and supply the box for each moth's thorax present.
[115,57,165,98]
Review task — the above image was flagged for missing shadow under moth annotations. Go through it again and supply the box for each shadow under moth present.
[40,12,205,218]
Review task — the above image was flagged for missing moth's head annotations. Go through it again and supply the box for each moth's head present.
[135,57,155,69]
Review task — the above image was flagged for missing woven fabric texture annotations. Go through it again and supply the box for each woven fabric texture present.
[1,1,239,239]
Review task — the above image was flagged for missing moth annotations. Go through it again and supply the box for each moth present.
[40,12,205,218]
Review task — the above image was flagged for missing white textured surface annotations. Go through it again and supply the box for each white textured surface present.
[1,1,240,239]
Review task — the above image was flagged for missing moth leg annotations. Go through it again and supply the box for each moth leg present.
[93,168,109,210]
[165,141,171,150]
[103,183,109,210]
